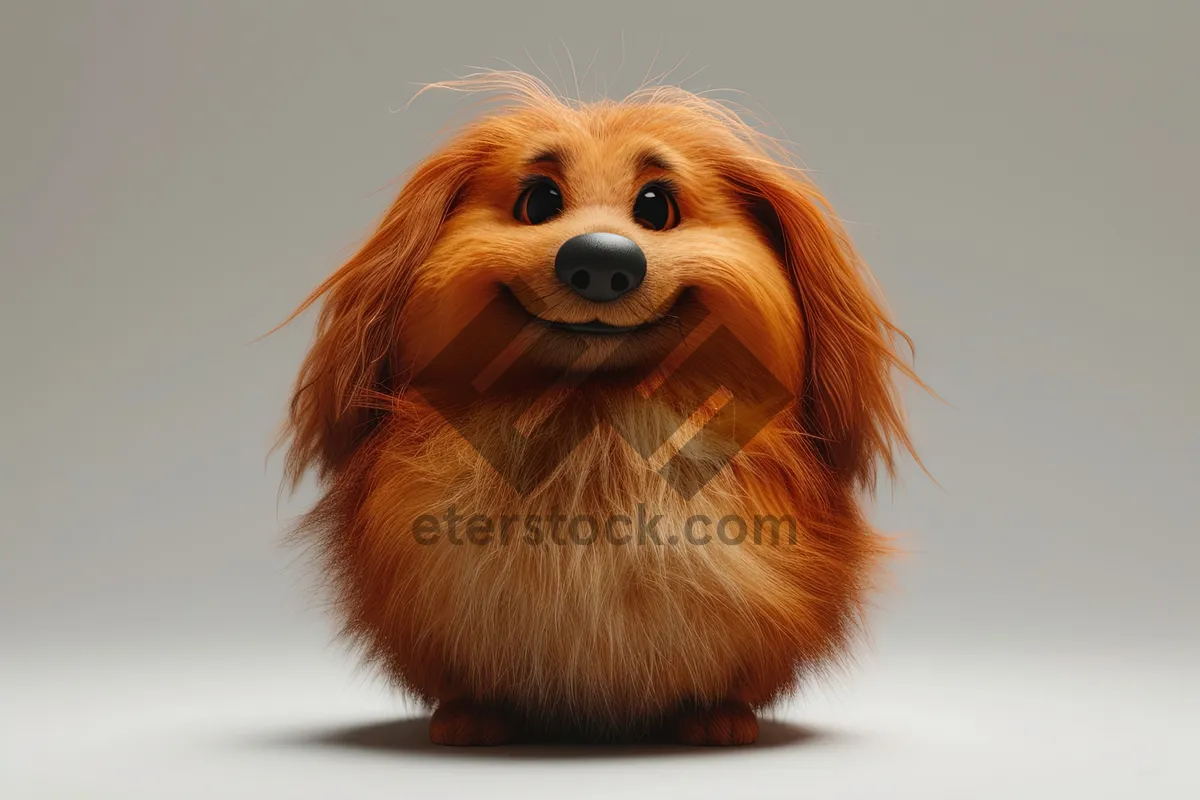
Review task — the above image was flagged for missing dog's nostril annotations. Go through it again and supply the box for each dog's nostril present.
[610,272,629,293]
[571,270,591,290]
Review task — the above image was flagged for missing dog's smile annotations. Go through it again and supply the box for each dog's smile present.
[501,283,692,337]
[533,317,653,335]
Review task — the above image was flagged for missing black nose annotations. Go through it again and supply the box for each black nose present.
[554,232,646,303]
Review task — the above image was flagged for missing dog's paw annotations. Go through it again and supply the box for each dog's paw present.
[429,698,518,746]
[669,700,759,746]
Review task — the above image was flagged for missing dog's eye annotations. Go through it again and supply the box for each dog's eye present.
[514,178,564,225]
[633,182,679,231]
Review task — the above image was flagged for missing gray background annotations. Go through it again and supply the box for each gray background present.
[3,1,1197,797]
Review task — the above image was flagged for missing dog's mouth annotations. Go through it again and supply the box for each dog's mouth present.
[500,284,691,336]
[534,317,653,335]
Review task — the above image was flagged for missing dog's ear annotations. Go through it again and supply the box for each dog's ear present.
[279,137,482,485]
[721,154,919,490]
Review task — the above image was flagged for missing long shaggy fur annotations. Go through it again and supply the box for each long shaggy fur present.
[276,71,920,741]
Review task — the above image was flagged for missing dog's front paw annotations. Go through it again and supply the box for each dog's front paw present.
[669,700,759,746]
[429,698,518,746]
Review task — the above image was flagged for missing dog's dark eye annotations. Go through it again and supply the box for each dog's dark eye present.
[514,178,564,225]
[633,182,679,231]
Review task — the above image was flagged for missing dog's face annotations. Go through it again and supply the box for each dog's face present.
[283,80,915,494]
[401,102,802,386]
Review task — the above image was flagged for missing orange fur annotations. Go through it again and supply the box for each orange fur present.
[278,72,919,744]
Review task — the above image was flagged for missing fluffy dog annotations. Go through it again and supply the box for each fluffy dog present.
[278,72,919,746]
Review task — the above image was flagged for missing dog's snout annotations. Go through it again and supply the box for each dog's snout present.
[554,232,646,303]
